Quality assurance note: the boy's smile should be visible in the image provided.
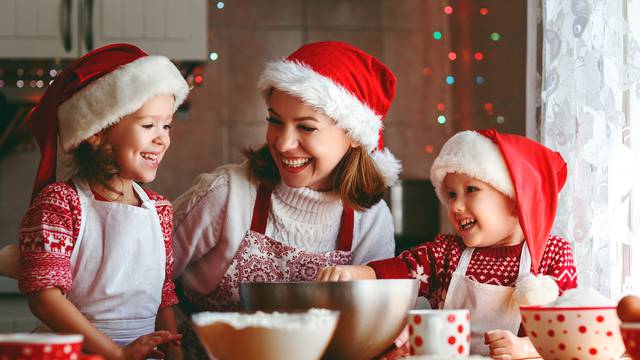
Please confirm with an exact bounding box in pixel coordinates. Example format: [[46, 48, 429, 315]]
[[444, 172, 524, 248]]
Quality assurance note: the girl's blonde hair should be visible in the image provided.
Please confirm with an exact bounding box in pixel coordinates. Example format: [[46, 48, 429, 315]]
[[242, 144, 386, 211]]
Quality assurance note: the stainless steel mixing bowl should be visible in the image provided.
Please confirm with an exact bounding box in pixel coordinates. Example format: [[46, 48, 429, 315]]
[[239, 279, 419, 360]]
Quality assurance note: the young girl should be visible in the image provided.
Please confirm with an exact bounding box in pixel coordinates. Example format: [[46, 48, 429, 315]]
[[317, 129, 579, 358], [171, 41, 401, 358], [18, 43, 189, 360]]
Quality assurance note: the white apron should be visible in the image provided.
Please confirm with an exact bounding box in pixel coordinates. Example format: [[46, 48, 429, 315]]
[[67, 177, 165, 346], [443, 242, 531, 355]]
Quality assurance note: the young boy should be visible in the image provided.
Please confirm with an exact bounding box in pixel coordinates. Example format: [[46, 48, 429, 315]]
[[316, 129, 578, 358]]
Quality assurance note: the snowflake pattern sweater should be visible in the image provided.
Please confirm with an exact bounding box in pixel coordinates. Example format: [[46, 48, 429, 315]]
[[18, 182, 178, 308], [369, 233, 577, 310]]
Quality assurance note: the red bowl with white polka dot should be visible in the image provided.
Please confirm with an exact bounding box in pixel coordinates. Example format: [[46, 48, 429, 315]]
[[620, 323, 640, 360], [0, 333, 83, 360], [520, 305, 624, 360]]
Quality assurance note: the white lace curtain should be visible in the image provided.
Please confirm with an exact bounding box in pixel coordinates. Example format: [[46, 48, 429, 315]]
[[541, 0, 640, 299]]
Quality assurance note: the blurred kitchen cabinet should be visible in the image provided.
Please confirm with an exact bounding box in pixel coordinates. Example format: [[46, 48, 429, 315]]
[[0, 0, 206, 60], [0, 0, 79, 58], [91, 0, 206, 60]]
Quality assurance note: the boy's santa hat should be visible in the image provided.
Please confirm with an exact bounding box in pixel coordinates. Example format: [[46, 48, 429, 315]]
[[431, 129, 568, 304], [25, 43, 189, 199], [258, 41, 401, 186]]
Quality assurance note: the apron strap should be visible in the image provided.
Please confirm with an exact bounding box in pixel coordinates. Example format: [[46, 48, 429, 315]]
[[454, 247, 475, 276], [250, 184, 272, 233], [249, 183, 355, 251], [336, 207, 354, 251], [518, 241, 531, 275]]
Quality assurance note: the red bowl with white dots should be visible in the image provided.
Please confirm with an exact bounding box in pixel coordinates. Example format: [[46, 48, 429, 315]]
[[0, 333, 84, 360], [621, 323, 640, 360], [520, 306, 624, 360]]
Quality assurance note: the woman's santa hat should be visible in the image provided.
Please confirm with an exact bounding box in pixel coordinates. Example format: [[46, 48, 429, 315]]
[[25, 43, 189, 199], [258, 41, 401, 186], [431, 129, 568, 305]]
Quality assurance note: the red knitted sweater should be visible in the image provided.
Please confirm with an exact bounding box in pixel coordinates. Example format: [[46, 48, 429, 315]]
[[370, 233, 577, 310]]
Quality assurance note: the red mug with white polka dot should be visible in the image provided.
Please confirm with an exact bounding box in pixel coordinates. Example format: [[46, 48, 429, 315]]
[[407, 309, 470, 357], [0, 333, 83, 360]]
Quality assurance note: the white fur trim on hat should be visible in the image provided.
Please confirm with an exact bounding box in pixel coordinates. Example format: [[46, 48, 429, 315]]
[[371, 148, 402, 186], [258, 60, 382, 153], [58, 55, 189, 153], [430, 130, 515, 206]]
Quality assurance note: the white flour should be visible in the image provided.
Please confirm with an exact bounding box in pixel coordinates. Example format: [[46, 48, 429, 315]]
[[549, 287, 615, 307], [191, 308, 338, 330]]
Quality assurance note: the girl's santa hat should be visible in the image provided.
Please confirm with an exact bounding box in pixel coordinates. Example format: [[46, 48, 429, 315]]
[[25, 43, 190, 199], [430, 129, 568, 305], [258, 41, 401, 186]]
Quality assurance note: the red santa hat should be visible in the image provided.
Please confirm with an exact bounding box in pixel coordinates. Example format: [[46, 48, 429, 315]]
[[258, 41, 401, 186], [430, 129, 568, 276], [25, 43, 189, 199]]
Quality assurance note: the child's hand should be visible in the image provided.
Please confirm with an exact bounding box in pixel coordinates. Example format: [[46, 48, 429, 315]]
[[121, 331, 182, 360], [158, 339, 183, 360], [315, 265, 376, 281], [484, 330, 540, 360]]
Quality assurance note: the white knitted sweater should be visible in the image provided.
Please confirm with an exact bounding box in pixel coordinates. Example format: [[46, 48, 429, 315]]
[[172, 163, 395, 294]]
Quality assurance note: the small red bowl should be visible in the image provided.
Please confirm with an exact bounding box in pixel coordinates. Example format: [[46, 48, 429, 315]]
[[0, 333, 83, 360], [621, 323, 640, 360]]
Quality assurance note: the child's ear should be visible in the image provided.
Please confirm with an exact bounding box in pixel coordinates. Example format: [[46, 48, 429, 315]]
[[349, 139, 360, 148], [85, 133, 103, 148]]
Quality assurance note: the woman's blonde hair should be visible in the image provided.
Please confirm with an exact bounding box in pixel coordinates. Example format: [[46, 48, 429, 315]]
[[242, 144, 386, 211]]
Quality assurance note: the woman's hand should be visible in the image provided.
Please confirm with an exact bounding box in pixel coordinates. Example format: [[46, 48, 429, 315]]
[[121, 331, 182, 360], [484, 330, 540, 360], [315, 265, 377, 281]]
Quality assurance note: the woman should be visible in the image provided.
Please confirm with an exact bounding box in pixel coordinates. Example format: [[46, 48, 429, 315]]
[[172, 41, 401, 357]]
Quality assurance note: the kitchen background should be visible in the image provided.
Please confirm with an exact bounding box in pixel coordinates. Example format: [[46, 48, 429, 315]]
[[0, 0, 529, 331]]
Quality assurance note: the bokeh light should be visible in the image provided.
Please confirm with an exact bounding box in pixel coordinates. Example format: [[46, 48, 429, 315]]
[[424, 144, 434, 154], [448, 52, 457, 61], [433, 31, 443, 40], [437, 115, 447, 124], [446, 75, 455, 85]]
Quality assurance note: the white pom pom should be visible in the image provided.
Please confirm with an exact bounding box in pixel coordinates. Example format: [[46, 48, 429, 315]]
[[370, 148, 402, 187], [512, 273, 559, 306]]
